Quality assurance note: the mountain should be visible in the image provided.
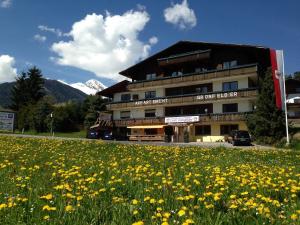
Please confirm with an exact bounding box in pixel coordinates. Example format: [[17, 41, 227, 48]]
[[0, 79, 87, 108], [60, 79, 106, 95]]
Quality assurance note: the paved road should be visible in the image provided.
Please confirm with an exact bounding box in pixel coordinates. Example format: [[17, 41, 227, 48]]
[[0, 133, 276, 150]]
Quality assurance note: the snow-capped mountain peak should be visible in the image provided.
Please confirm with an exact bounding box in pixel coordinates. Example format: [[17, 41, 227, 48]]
[[85, 79, 107, 91], [59, 79, 107, 95]]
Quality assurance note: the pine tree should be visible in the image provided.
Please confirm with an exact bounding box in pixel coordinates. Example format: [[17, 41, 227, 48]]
[[246, 69, 286, 144], [27, 66, 45, 104], [10, 72, 28, 110], [10, 67, 45, 110]]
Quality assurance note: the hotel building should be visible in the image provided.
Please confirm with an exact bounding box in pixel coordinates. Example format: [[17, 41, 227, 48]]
[[98, 41, 273, 142]]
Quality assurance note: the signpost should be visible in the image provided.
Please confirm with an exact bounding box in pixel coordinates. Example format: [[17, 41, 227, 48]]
[[0, 111, 15, 132]]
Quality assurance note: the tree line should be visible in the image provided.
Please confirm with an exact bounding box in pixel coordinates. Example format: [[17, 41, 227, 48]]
[[10, 66, 106, 133]]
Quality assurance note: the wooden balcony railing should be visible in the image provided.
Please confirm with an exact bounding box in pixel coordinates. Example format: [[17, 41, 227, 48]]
[[113, 113, 250, 127], [106, 88, 258, 110], [128, 64, 258, 90]]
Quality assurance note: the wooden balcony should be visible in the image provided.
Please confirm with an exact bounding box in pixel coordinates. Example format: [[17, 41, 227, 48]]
[[157, 50, 211, 67], [128, 64, 258, 90], [106, 88, 258, 110], [113, 113, 250, 127], [114, 117, 165, 127]]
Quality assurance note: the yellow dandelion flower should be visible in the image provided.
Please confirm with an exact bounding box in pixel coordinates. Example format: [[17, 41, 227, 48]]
[[132, 199, 138, 205], [291, 214, 298, 220], [65, 205, 74, 212], [178, 209, 185, 217], [132, 221, 144, 225], [43, 215, 50, 220], [40, 194, 53, 200]]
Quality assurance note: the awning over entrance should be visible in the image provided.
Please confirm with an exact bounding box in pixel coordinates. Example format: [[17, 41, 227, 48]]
[[127, 125, 166, 129]]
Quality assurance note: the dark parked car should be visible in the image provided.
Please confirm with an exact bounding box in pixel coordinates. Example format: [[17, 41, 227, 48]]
[[227, 130, 251, 146], [102, 130, 114, 140], [86, 128, 101, 139]]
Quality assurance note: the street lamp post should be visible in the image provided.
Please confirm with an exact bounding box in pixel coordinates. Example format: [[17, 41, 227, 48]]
[[50, 112, 54, 137]]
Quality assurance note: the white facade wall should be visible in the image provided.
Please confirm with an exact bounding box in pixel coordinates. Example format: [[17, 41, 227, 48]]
[[112, 76, 253, 120], [113, 108, 164, 120], [213, 77, 248, 92], [213, 100, 253, 114], [113, 87, 165, 102]]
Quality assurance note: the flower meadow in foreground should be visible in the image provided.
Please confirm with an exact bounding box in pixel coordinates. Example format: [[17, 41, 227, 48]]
[[0, 136, 299, 224]]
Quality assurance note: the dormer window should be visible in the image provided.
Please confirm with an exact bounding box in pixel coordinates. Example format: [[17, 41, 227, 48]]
[[146, 73, 156, 80], [121, 94, 131, 101], [171, 71, 183, 77], [223, 60, 237, 69]]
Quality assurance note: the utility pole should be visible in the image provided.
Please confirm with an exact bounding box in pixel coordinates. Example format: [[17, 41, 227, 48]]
[[50, 112, 54, 137], [281, 51, 289, 144]]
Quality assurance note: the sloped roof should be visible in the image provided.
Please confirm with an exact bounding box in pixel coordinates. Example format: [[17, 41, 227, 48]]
[[97, 80, 130, 98], [119, 40, 269, 79]]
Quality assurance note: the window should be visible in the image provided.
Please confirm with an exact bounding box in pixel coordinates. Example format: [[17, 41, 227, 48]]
[[222, 81, 238, 91], [120, 111, 130, 119], [220, 125, 239, 135], [145, 109, 156, 118], [132, 94, 139, 100], [121, 94, 131, 101], [146, 73, 156, 80], [195, 125, 211, 135], [296, 88, 300, 93], [144, 129, 158, 135], [223, 103, 238, 113], [171, 71, 183, 77], [196, 86, 208, 93], [145, 91, 156, 99], [223, 60, 237, 69]]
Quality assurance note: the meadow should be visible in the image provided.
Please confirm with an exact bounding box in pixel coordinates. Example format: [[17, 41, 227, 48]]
[[0, 136, 299, 225]]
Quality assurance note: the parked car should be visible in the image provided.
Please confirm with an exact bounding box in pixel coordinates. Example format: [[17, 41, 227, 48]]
[[228, 130, 252, 146], [86, 128, 101, 139], [102, 130, 114, 140]]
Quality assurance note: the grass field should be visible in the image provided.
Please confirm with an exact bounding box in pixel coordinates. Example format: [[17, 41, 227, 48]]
[[0, 136, 299, 225], [0, 130, 87, 139]]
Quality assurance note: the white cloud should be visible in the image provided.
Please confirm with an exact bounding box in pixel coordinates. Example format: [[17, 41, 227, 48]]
[[38, 25, 68, 37], [164, 0, 197, 30], [149, 36, 158, 45], [34, 34, 47, 42], [0, 55, 17, 83], [0, 0, 12, 8], [51, 10, 156, 82]]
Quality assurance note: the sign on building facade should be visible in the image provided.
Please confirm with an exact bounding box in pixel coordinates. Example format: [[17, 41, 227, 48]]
[[0, 112, 15, 132]]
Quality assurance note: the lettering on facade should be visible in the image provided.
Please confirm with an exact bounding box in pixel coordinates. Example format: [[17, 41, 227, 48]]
[[135, 98, 168, 106], [196, 92, 238, 100], [165, 116, 199, 124]]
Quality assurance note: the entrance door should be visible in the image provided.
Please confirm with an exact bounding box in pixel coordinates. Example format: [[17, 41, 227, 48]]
[[178, 127, 185, 142]]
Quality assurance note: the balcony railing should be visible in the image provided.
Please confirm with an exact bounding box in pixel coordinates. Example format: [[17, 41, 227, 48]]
[[106, 88, 258, 110], [128, 64, 258, 90], [157, 50, 211, 67], [113, 112, 251, 127]]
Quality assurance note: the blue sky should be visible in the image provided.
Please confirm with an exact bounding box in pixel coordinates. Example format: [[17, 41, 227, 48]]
[[0, 0, 299, 87]]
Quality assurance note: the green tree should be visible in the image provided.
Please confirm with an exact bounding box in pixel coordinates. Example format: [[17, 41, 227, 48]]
[[293, 71, 300, 80], [246, 69, 286, 144], [83, 95, 106, 128], [10, 66, 45, 110], [10, 72, 28, 110], [27, 66, 45, 104]]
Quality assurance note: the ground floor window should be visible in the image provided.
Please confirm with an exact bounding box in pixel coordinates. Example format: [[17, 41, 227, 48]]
[[144, 128, 158, 135], [222, 103, 238, 113], [120, 111, 130, 119], [195, 125, 211, 135], [220, 124, 239, 135], [145, 109, 156, 118]]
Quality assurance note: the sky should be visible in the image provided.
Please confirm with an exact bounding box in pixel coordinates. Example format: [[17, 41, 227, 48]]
[[0, 0, 299, 87]]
